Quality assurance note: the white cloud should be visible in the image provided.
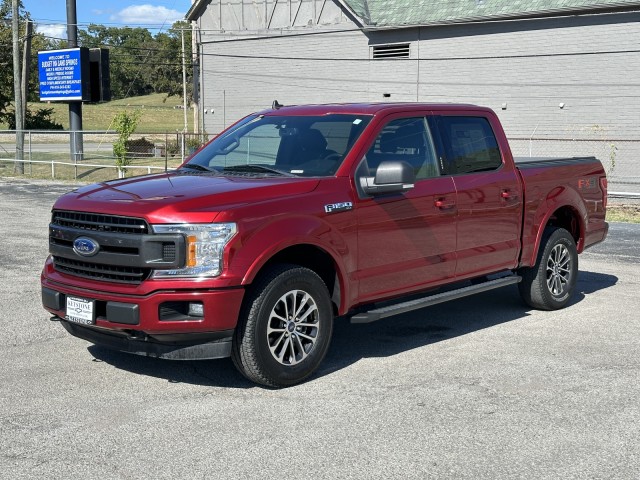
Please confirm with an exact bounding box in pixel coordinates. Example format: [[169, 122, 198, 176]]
[[36, 23, 67, 40], [110, 4, 185, 25]]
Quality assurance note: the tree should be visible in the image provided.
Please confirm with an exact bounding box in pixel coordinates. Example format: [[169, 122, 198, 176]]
[[1, 5, 194, 128], [152, 22, 192, 99], [77, 21, 192, 101], [77, 23, 192, 101], [112, 110, 141, 177], [0, 0, 27, 126], [0, 0, 59, 125], [27, 29, 57, 102], [79, 24, 156, 98]]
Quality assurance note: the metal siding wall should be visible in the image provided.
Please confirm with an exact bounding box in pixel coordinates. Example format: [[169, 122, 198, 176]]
[[196, 5, 640, 186], [201, 29, 370, 133], [413, 13, 640, 185], [198, 0, 368, 133], [414, 13, 640, 140], [367, 29, 419, 102]]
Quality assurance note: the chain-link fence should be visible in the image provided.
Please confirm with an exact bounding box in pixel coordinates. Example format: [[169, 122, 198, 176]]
[[2, 130, 639, 193], [0, 130, 210, 182]]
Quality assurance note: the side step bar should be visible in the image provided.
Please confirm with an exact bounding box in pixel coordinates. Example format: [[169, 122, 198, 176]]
[[350, 276, 521, 324]]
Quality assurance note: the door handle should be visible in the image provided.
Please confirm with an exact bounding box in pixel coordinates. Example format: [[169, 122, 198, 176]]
[[435, 198, 455, 209], [501, 189, 517, 200]]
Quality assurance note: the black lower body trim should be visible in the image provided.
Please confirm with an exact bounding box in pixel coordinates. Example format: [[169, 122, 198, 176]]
[[58, 318, 233, 360]]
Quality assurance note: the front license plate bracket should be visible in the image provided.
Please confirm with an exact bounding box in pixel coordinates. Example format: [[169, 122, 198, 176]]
[[66, 296, 95, 325]]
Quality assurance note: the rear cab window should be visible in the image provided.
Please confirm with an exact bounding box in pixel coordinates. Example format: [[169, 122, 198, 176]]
[[436, 116, 502, 174]]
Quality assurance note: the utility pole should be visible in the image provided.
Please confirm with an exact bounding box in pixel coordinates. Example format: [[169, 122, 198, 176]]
[[181, 28, 188, 131], [21, 20, 33, 124], [181, 28, 188, 160], [12, 0, 24, 174], [191, 22, 200, 136], [67, 0, 83, 170]]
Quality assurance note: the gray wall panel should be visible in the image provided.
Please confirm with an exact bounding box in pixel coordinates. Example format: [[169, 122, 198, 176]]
[[415, 13, 640, 140], [200, 29, 370, 133], [194, 3, 640, 186]]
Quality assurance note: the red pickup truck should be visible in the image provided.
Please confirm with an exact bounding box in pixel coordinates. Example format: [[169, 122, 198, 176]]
[[42, 103, 608, 387]]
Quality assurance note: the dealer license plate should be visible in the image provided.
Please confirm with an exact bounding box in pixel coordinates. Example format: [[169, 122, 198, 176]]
[[66, 296, 95, 325]]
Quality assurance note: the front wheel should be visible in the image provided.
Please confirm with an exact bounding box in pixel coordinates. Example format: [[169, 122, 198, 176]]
[[232, 265, 334, 387], [518, 227, 578, 310]]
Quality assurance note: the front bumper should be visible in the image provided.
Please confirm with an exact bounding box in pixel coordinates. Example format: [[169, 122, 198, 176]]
[[41, 268, 245, 360], [53, 317, 234, 360]]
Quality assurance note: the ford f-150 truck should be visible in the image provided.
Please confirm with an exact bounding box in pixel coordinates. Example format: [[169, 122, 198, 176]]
[[42, 103, 608, 387]]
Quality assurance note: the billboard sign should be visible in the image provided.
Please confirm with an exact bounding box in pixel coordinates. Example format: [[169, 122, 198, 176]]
[[38, 48, 91, 102]]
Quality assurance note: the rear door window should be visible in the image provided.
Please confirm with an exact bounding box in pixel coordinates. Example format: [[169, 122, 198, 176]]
[[437, 116, 502, 174]]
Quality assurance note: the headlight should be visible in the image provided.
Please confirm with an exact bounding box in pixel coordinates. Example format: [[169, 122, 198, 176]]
[[151, 223, 237, 279]]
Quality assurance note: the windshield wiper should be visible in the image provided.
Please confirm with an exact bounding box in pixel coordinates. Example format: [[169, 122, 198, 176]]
[[223, 164, 295, 177], [180, 163, 217, 173]]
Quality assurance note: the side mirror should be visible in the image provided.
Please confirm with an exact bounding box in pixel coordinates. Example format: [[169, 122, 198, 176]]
[[361, 161, 415, 195]]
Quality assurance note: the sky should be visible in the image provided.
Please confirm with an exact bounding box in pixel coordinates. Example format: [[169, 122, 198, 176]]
[[22, 1, 193, 40]]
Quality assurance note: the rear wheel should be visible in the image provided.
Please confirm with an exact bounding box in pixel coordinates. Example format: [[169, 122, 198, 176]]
[[518, 227, 578, 310], [232, 264, 334, 387]]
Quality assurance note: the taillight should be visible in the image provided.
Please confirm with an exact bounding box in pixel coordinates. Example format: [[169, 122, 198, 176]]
[[600, 177, 608, 209]]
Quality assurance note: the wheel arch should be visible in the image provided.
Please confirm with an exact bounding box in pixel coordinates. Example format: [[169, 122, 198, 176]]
[[523, 192, 586, 267], [242, 241, 349, 316]]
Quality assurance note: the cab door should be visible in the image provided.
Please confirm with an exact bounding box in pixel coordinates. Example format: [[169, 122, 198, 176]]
[[354, 113, 457, 304], [433, 112, 522, 278]]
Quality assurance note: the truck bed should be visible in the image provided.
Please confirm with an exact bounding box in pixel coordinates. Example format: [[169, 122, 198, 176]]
[[514, 154, 607, 266], [514, 156, 601, 168]]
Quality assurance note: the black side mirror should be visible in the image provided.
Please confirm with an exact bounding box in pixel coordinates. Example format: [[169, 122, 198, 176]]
[[361, 161, 415, 195]]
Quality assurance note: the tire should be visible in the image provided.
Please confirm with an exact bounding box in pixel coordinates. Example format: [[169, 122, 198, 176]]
[[518, 227, 578, 310], [231, 264, 334, 387]]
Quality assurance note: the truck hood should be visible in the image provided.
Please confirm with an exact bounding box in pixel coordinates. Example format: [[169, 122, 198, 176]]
[[53, 172, 321, 223]]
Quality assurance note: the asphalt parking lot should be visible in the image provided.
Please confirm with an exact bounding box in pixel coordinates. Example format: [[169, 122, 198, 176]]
[[1, 178, 638, 479]]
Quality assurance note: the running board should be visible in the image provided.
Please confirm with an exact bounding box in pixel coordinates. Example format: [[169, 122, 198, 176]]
[[350, 276, 522, 324]]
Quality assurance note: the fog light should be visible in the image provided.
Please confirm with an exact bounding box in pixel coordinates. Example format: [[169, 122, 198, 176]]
[[188, 302, 204, 317]]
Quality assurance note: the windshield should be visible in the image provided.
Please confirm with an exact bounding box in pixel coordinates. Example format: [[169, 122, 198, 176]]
[[183, 114, 372, 177]]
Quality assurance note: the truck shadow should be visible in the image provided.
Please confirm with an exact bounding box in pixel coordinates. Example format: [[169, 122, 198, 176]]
[[88, 269, 617, 388]]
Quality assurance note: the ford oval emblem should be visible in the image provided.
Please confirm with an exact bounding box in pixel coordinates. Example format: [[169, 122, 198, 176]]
[[73, 237, 100, 257]]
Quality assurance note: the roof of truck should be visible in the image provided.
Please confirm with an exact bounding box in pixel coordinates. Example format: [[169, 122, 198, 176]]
[[256, 102, 493, 116]]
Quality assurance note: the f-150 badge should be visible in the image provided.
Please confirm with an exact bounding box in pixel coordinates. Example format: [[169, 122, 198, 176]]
[[325, 202, 353, 213]]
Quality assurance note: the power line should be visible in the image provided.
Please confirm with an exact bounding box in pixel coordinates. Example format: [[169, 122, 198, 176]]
[[199, 26, 364, 44], [112, 61, 184, 67], [30, 18, 189, 29], [199, 47, 640, 62], [200, 66, 640, 98]]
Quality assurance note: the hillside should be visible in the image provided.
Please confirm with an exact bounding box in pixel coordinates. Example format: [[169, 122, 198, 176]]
[[23, 93, 195, 133]]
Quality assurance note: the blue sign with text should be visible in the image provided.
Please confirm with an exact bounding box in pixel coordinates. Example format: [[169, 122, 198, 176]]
[[38, 48, 89, 101]]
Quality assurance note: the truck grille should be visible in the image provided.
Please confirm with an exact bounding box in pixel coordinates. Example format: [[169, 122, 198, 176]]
[[52, 210, 149, 235], [53, 256, 150, 284], [49, 210, 169, 284]]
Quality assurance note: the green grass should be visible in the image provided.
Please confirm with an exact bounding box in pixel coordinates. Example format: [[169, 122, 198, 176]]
[[22, 93, 195, 133], [607, 205, 640, 223], [0, 151, 183, 183], [1, 93, 204, 182]]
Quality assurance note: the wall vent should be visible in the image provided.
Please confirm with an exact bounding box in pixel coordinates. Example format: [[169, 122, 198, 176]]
[[372, 43, 410, 59]]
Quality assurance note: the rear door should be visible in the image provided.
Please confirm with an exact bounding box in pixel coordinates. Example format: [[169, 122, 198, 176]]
[[433, 112, 522, 278], [354, 112, 457, 303]]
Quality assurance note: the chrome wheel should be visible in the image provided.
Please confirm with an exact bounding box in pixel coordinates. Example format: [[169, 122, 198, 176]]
[[266, 290, 320, 366], [546, 243, 572, 296], [519, 227, 577, 311]]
